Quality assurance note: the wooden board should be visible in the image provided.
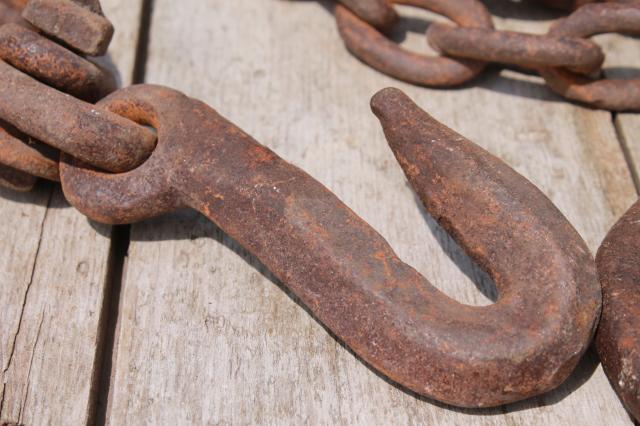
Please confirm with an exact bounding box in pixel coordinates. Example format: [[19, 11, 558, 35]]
[[102, 0, 639, 424], [600, 32, 640, 191], [0, 1, 143, 424], [617, 113, 640, 189]]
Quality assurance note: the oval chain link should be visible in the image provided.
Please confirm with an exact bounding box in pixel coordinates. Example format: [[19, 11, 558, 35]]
[[335, 0, 640, 110], [0, 0, 155, 191]]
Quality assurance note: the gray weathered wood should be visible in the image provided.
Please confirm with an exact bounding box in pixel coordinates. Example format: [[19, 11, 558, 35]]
[[0, 1, 142, 424], [599, 32, 640, 190], [103, 1, 638, 424], [617, 114, 640, 188]]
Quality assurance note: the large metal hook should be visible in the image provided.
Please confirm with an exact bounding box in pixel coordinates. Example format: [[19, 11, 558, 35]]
[[59, 85, 601, 407]]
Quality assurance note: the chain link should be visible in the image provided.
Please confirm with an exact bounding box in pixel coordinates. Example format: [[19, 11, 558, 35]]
[[337, 0, 396, 29], [539, 3, 640, 110], [0, 0, 155, 191], [0, 22, 115, 100], [0, 0, 637, 191], [23, 0, 114, 56], [426, 23, 604, 73], [335, 0, 640, 111], [336, 0, 494, 86]]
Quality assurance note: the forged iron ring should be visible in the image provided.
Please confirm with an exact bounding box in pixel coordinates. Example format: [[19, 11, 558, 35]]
[[0, 22, 115, 101], [0, 0, 155, 188], [22, 0, 114, 56], [539, 3, 640, 111], [0, 60, 156, 174], [0, 0, 117, 187], [335, 0, 494, 86], [337, 0, 397, 29], [426, 23, 605, 73]]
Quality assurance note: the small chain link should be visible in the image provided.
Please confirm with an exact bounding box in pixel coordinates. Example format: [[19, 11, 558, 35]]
[[336, 0, 494, 87], [0, 0, 155, 191], [23, 0, 114, 56], [335, 0, 640, 111]]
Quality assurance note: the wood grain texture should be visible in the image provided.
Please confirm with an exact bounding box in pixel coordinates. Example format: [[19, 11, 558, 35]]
[[618, 114, 640, 189], [106, 1, 638, 424], [617, 113, 640, 189], [599, 32, 640, 191], [0, 1, 142, 424]]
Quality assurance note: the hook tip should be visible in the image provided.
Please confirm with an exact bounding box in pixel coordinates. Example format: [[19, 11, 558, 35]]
[[370, 87, 407, 119]]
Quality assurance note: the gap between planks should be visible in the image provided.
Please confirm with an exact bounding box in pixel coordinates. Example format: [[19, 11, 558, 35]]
[[87, 1, 155, 425], [614, 116, 640, 193]]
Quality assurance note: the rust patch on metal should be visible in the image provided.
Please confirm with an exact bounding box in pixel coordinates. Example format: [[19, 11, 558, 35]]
[[426, 23, 604, 73], [22, 0, 114, 56], [539, 0, 596, 10], [0, 119, 59, 181], [596, 199, 640, 421], [0, 0, 117, 189], [539, 3, 640, 111], [60, 85, 601, 407], [338, 0, 398, 30], [337, 0, 397, 29], [0, 0, 30, 27], [0, 23, 115, 100], [0, 60, 155, 173], [335, 0, 493, 86], [540, 0, 640, 10]]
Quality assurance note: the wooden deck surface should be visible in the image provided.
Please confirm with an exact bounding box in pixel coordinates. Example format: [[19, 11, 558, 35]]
[[1, 0, 639, 424]]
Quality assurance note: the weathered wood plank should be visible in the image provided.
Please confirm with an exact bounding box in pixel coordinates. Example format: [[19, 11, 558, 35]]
[[599, 32, 640, 190], [618, 114, 640, 189], [617, 114, 640, 189], [0, 1, 143, 424], [107, 1, 638, 424]]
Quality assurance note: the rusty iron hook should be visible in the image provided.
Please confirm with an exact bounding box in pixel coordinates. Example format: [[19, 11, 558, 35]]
[[596, 199, 640, 421], [59, 85, 601, 408]]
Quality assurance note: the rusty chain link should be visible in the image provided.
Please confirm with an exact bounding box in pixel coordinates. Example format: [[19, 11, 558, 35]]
[[0, 0, 638, 417], [336, 0, 640, 111], [337, 0, 397, 29], [0, 0, 637, 191], [0, 0, 28, 26], [336, 0, 494, 87], [539, 3, 640, 110], [0, 0, 155, 191], [22, 0, 114, 56]]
